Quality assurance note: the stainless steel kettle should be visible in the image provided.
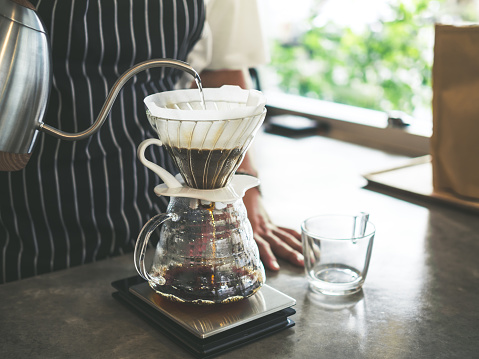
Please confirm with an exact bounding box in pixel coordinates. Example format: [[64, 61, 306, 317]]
[[0, 0, 199, 171]]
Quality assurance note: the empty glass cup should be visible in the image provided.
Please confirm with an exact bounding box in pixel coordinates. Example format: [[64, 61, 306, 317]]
[[302, 213, 375, 296]]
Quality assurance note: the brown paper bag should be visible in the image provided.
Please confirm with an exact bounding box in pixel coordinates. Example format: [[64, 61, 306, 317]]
[[431, 24, 479, 201]]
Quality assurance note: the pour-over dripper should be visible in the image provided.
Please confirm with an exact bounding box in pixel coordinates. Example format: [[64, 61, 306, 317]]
[[144, 86, 266, 189]]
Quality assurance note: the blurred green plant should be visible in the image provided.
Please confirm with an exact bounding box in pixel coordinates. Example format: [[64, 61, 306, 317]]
[[270, 0, 451, 118]]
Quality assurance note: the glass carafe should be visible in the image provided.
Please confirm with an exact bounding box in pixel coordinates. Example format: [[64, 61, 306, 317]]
[[134, 195, 265, 304]]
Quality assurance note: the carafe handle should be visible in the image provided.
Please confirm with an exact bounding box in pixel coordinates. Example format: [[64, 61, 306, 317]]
[[137, 138, 183, 188], [134, 212, 179, 284]]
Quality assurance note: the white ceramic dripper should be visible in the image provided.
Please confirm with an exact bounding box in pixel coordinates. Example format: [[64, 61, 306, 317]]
[[138, 85, 267, 202]]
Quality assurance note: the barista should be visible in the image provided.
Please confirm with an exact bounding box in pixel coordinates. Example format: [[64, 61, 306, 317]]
[[186, 0, 304, 272], [0, 0, 303, 283]]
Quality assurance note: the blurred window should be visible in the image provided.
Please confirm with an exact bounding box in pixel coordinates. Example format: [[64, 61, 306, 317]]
[[261, 0, 479, 127]]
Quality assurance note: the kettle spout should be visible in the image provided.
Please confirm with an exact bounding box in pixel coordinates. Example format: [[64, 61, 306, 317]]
[[39, 59, 200, 141]]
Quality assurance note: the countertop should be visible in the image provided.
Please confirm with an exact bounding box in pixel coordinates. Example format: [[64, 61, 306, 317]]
[[1, 131, 479, 359]]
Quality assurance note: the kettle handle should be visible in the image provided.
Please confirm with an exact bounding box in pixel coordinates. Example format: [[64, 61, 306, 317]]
[[137, 138, 183, 188], [134, 212, 179, 284]]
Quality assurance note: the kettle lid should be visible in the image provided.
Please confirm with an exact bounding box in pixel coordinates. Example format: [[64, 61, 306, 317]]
[[0, 0, 46, 33]]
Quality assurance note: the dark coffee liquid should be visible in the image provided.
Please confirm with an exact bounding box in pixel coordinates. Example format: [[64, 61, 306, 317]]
[[164, 145, 244, 189], [152, 264, 262, 303]]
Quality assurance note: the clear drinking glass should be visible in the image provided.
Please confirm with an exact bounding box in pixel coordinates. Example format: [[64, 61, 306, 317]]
[[302, 214, 375, 296]]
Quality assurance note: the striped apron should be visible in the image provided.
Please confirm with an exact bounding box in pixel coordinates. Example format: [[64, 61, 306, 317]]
[[0, 0, 205, 283]]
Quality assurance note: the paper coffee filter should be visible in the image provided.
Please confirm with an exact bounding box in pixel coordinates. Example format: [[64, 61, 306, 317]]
[[145, 85, 267, 149], [144, 85, 266, 120]]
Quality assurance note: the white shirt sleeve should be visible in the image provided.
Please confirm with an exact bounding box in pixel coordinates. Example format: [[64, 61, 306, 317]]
[[185, 0, 269, 73]]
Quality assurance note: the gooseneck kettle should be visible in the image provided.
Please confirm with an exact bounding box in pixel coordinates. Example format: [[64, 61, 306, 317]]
[[0, 0, 199, 171]]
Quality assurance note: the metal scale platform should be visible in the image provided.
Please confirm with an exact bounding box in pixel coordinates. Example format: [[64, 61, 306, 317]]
[[112, 276, 296, 358]]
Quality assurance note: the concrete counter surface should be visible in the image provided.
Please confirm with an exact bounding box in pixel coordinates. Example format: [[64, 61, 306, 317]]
[[1, 132, 479, 358]]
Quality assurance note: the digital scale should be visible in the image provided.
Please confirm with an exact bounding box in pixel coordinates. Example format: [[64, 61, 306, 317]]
[[112, 276, 296, 358]]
